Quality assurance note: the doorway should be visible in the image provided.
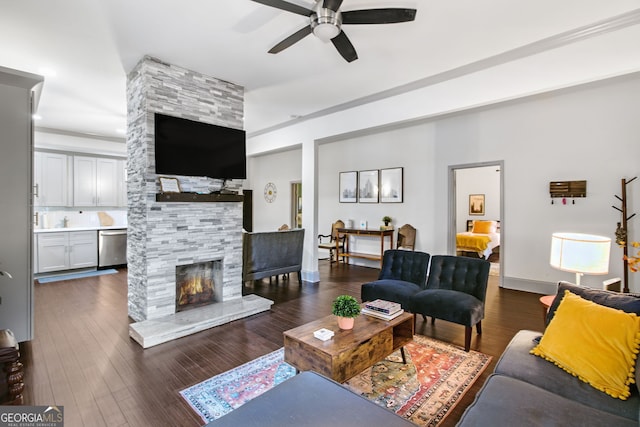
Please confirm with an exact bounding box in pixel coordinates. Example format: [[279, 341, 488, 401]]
[[290, 182, 302, 229], [448, 161, 504, 286]]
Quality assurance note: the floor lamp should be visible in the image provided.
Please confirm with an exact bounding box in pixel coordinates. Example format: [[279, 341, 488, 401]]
[[550, 232, 611, 286]]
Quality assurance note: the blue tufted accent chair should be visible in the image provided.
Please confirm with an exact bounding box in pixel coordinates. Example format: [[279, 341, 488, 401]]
[[411, 255, 490, 351], [361, 250, 430, 310]]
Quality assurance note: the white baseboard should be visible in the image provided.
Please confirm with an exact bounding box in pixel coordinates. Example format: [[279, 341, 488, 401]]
[[302, 269, 320, 283], [501, 276, 558, 295]]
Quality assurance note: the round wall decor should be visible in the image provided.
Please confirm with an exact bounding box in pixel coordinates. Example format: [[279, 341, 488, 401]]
[[264, 182, 277, 203]]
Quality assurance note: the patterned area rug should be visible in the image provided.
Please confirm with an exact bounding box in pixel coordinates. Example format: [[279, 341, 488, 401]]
[[180, 335, 491, 426], [180, 348, 296, 422], [344, 335, 491, 426]]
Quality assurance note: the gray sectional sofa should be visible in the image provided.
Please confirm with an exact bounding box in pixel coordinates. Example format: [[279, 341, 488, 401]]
[[457, 281, 640, 426], [242, 228, 304, 284]]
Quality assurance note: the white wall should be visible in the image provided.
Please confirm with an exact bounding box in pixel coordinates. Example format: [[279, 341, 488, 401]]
[[247, 148, 302, 232], [317, 125, 436, 265], [456, 166, 501, 232], [251, 74, 640, 293]]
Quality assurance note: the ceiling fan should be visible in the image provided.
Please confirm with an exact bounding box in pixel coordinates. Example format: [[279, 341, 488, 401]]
[[250, 0, 417, 62]]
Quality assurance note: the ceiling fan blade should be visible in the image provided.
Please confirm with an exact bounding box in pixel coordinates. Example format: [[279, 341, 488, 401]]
[[342, 8, 417, 25], [250, 0, 312, 16], [322, 0, 344, 12], [268, 26, 313, 54], [331, 31, 358, 63]]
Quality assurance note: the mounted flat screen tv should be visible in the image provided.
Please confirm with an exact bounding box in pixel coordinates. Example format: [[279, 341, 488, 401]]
[[154, 113, 246, 179]]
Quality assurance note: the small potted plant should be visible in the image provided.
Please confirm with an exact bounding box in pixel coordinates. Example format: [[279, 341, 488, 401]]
[[382, 216, 392, 227], [332, 295, 361, 330]]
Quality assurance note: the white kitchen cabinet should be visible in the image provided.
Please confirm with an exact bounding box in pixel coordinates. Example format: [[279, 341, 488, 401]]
[[34, 151, 69, 207], [96, 157, 119, 206], [37, 231, 97, 273], [73, 156, 119, 206]]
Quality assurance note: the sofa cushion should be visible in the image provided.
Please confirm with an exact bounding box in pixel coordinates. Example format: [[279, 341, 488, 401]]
[[494, 330, 639, 421], [531, 291, 640, 400], [546, 281, 640, 324], [361, 280, 422, 311], [456, 373, 637, 427], [378, 250, 430, 287], [410, 289, 484, 326]]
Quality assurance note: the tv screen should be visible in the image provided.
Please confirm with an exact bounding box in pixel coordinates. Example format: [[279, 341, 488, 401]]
[[154, 113, 246, 179]]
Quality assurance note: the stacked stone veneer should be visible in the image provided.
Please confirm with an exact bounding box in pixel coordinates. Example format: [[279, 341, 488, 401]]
[[126, 56, 244, 322]]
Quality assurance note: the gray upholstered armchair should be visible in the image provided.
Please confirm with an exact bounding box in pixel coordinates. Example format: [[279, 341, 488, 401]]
[[410, 255, 490, 351], [361, 249, 430, 310]]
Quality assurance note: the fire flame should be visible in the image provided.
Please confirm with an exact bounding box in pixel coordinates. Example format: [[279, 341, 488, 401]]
[[177, 275, 214, 307]]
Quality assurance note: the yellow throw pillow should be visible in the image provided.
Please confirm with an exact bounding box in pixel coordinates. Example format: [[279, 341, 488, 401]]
[[471, 221, 493, 234], [531, 290, 640, 399]]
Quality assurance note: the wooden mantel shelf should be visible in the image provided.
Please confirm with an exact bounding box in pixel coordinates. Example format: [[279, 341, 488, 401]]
[[156, 193, 244, 203]]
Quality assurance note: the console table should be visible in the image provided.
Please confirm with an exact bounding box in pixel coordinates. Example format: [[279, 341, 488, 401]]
[[336, 227, 394, 268]]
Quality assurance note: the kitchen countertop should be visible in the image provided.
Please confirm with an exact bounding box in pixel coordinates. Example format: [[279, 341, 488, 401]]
[[34, 225, 127, 233]]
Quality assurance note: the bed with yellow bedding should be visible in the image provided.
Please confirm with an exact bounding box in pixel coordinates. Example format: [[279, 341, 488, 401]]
[[456, 220, 500, 259]]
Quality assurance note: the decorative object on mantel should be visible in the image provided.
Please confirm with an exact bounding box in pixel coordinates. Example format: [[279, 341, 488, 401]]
[[550, 180, 586, 204], [159, 176, 181, 193], [264, 182, 277, 203], [612, 177, 637, 292], [331, 295, 361, 330]]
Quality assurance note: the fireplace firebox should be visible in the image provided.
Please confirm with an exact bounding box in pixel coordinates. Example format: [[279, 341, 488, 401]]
[[175, 260, 220, 312]]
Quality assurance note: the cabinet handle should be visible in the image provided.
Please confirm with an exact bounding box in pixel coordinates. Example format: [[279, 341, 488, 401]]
[[0, 270, 13, 279], [34, 212, 39, 226], [33, 183, 39, 197]]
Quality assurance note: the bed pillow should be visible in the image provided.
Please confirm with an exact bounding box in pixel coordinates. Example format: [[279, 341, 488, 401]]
[[531, 290, 640, 400], [471, 220, 495, 234]]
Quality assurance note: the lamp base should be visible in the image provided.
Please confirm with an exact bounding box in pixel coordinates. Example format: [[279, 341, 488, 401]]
[[575, 272, 583, 286]]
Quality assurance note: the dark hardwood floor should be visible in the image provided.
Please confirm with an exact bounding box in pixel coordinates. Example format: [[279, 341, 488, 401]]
[[21, 262, 543, 426]]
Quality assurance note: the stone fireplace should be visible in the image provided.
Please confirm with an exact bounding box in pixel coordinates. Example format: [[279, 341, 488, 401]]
[[126, 56, 272, 348]]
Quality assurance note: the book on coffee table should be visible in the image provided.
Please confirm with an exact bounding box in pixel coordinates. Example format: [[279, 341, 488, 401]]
[[364, 299, 402, 315], [361, 307, 405, 321]]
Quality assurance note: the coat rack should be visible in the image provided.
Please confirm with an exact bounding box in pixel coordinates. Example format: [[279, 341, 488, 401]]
[[612, 177, 637, 293]]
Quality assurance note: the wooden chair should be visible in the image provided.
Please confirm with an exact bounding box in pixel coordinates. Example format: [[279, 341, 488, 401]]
[[278, 224, 290, 231], [318, 220, 346, 263], [397, 224, 416, 250]]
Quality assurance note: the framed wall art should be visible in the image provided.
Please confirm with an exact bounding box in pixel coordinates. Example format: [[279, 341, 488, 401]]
[[358, 169, 379, 203], [469, 194, 485, 215], [339, 171, 358, 203], [380, 167, 403, 203]]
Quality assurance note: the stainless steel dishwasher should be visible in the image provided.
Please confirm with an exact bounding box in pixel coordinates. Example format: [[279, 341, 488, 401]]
[[98, 229, 127, 267]]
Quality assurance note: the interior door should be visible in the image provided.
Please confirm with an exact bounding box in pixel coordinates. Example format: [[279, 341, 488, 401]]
[[291, 182, 302, 228], [449, 162, 504, 286], [0, 68, 42, 342]]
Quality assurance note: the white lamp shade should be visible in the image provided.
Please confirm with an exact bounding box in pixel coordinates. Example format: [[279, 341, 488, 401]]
[[550, 232, 611, 275]]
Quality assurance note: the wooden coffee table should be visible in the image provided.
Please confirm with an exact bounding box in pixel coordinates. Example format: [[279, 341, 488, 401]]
[[283, 311, 414, 383]]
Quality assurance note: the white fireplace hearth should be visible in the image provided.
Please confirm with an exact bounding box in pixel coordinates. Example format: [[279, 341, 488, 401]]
[[129, 295, 272, 348]]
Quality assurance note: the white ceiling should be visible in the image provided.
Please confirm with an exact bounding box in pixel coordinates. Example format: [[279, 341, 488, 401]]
[[1, 0, 640, 141]]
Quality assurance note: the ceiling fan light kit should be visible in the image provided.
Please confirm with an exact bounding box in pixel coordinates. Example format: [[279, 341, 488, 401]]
[[311, 4, 341, 42], [251, 0, 417, 62]]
